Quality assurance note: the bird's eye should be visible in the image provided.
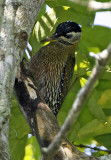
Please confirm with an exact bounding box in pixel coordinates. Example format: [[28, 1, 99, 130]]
[[65, 34, 72, 39]]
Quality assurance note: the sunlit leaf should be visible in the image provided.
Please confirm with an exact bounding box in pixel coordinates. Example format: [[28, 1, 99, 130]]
[[98, 89, 111, 109], [88, 95, 107, 123], [10, 96, 30, 159], [78, 116, 111, 140], [24, 136, 41, 160]]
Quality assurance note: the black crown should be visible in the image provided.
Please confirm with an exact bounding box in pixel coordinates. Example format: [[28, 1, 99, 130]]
[[54, 21, 81, 37]]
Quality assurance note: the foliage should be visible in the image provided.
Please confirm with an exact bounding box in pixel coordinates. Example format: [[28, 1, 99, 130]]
[[10, 0, 111, 159], [10, 95, 30, 160]]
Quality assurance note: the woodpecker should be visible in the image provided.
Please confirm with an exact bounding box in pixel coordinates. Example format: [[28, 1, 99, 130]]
[[29, 21, 82, 116]]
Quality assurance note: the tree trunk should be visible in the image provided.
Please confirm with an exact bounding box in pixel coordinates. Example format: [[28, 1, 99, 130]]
[[0, 0, 45, 159]]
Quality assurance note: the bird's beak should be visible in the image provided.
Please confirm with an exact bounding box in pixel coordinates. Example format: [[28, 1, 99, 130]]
[[41, 34, 58, 43]]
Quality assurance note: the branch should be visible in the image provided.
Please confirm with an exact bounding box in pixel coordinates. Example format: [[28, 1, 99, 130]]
[[75, 144, 111, 154], [42, 43, 111, 159], [15, 61, 98, 160]]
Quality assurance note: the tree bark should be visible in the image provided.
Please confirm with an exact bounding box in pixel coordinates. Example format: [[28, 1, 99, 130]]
[[0, 0, 45, 159]]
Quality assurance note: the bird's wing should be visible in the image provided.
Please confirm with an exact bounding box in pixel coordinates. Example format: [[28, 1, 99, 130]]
[[52, 55, 75, 115]]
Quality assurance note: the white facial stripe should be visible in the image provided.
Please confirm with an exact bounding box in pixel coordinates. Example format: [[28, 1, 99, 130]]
[[59, 32, 81, 44]]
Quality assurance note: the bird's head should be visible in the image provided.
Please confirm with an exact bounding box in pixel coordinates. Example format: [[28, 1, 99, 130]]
[[41, 21, 82, 45]]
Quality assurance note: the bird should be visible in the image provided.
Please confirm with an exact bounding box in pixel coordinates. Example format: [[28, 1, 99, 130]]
[[29, 21, 82, 116]]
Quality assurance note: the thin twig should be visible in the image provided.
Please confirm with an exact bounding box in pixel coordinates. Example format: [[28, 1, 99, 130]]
[[67, 76, 79, 94], [75, 144, 111, 154], [41, 43, 111, 159]]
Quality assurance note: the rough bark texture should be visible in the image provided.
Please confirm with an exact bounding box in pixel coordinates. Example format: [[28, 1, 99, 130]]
[[0, 0, 45, 159]]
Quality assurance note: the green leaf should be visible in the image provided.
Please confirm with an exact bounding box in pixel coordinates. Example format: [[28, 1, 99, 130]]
[[81, 26, 111, 52], [78, 116, 111, 140], [29, 7, 57, 55], [10, 96, 30, 159], [95, 133, 111, 149], [10, 97, 30, 138], [92, 150, 108, 157], [98, 89, 111, 109], [88, 95, 107, 123], [10, 133, 27, 160], [67, 103, 95, 142], [23, 136, 41, 160]]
